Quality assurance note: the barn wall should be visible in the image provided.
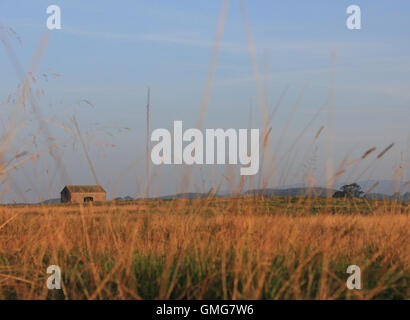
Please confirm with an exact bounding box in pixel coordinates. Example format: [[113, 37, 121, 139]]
[[69, 192, 106, 203], [61, 190, 71, 203]]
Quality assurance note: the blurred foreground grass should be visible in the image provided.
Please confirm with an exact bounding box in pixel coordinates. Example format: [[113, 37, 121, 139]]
[[0, 197, 408, 299]]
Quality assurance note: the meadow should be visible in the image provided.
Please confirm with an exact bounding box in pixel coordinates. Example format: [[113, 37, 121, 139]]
[[0, 197, 408, 300]]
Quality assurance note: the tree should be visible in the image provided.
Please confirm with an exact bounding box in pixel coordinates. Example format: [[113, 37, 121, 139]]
[[333, 183, 364, 199], [333, 190, 345, 198]]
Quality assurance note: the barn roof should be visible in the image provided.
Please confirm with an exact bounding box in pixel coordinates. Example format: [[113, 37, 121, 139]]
[[62, 185, 106, 193]]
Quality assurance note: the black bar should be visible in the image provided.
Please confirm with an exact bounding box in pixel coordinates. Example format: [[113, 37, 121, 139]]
[[1, 300, 406, 319]]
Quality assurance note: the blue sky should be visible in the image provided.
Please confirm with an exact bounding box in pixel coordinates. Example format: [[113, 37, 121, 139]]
[[0, 1, 409, 201]]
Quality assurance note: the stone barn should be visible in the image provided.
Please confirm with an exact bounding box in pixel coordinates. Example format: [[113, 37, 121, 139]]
[[60, 185, 106, 204]]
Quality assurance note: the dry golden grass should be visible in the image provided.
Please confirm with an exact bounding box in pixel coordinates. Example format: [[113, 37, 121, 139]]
[[0, 198, 408, 300]]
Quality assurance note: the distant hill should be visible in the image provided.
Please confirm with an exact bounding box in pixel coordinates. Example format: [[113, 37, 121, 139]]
[[40, 181, 410, 204], [41, 198, 60, 204], [366, 192, 410, 201], [114, 196, 134, 201], [115, 193, 212, 201], [244, 187, 336, 198], [152, 187, 339, 200], [364, 193, 391, 200], [144, 187, 337, 199], [155, 192, 210, 200], [339, 180, 409, 195]]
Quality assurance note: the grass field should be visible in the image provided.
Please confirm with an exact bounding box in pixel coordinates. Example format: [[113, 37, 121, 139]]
[[0, 197, 408, 300]]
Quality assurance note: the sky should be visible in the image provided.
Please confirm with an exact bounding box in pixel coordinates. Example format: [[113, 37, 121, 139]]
[[0, 0, 409, 202]]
